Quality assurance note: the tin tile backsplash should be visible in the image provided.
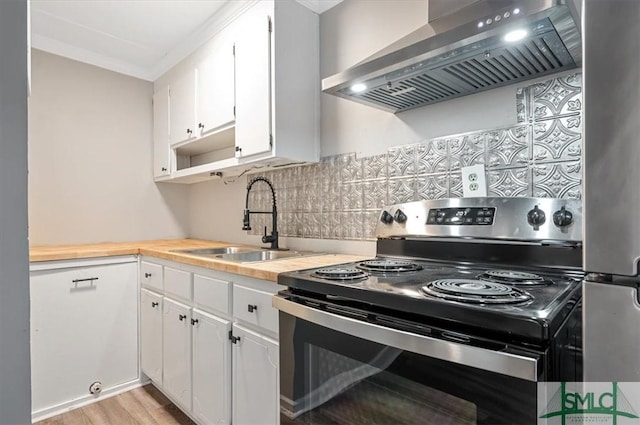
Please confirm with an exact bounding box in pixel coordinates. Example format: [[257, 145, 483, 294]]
[[248, 72, 583, 241]]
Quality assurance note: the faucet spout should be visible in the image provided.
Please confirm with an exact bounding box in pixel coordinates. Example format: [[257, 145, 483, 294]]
[[242, 176, 282, 250]]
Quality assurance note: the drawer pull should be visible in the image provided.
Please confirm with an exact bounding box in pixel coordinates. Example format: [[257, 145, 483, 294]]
[[72, 277, 98, 284], [151, 302, 159, 308], [144, 272, 152, 278], [179, 314, 187, 321], [191, 318, 199, 326], [248, 304, 258, 313]]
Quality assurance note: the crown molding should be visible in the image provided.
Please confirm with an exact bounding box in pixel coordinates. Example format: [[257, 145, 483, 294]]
[[295, 0, 343, 14], [149, 0, 259, 80], [31, 34, 155, 81]]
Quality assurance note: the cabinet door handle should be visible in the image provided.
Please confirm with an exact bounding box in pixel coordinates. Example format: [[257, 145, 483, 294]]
[[72, 277, 98, 284], [179, 314, 187, 321], [151, 302, 159, 308], [191, 318, 199, 326], [144, 272, 152, 278], [248, 304, 258, 313], [229, 331, 241, 344], [161, 167, 167, 172], [186, 128, 192, 135], [198, 123, 204, 129]]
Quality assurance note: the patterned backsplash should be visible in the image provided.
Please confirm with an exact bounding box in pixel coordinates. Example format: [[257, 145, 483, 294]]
[[247, 72, 582, 241]]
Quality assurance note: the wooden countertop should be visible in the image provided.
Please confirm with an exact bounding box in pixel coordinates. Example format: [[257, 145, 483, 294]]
[[30, 239, 369, 282]]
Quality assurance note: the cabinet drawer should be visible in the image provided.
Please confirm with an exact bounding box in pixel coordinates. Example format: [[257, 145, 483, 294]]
[[140, 261, 163, 292], [194, 274, 231, 316], [233, 284, 278, 334], [164, 267, 192, 303]]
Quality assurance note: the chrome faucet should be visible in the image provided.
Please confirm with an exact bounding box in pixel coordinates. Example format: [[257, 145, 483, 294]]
[[242, 176, 282, 250]]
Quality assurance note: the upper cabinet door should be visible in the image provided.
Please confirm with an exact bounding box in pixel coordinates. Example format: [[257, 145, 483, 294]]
[[196, 35, 236, 137], [152, 86, 170, 178], [169, 69, 197, 146], [235, 7, 272, 158]]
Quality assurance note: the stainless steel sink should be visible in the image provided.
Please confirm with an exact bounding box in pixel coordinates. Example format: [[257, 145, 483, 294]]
[[172, 246, 254, 256], [172, 246, 317, 263], [215, 250, 312, 263]]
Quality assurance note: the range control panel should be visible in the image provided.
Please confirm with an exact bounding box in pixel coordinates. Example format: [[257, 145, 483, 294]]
[[375, 198, 583, 243], [427, 207, 496, 225]]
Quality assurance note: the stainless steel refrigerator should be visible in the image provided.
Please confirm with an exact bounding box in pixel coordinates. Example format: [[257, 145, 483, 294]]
[[582, 0, 640, 381]]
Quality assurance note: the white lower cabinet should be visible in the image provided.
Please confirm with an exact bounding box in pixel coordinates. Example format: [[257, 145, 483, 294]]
[[140, 289, 163, 384], [163, 296, 192, 410], [232, 324, 279, 425], [31, 254, 283, 423], [192, 309, 231, 425], [139, 258, 281, 425], [30, 258, 138, 419]]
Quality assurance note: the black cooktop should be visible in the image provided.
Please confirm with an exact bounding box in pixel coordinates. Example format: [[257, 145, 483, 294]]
[[278, 256, 583, 343]]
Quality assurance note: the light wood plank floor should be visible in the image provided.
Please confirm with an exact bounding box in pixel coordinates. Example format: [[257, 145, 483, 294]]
[[34, 385, 196, 425]]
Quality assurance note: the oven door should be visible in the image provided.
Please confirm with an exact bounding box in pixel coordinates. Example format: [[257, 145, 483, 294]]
[[274, 294, 543, 425]]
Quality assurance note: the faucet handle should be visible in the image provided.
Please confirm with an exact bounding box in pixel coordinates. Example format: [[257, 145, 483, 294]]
[[262, 226, 275, 244]]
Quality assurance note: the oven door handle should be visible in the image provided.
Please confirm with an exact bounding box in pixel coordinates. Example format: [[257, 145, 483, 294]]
[[273, 295, 541, 382]]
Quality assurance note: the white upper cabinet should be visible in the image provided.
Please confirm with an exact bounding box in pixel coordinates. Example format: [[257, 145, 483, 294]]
[[196, 34, 236, 137], [234, 7, 271, 159], [169, 70, 197, 146], [152, 86, 170, 178], [153, 0, 319, 184]]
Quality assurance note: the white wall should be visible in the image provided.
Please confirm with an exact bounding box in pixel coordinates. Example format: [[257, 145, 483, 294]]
[[0, 0, 32, 423], [28, 50, 190, 245]]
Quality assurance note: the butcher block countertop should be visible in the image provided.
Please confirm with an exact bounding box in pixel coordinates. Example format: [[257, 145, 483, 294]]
[[30, 239, 369, 282]]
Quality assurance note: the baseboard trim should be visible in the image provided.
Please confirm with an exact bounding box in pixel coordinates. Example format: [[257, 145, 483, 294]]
[[31, 378, 146, 423]]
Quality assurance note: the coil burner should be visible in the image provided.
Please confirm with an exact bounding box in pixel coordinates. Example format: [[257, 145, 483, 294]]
[[421, 279, 532, 304], [357, 260, 423, 273], [477, 270, 552, 286], [312, 267, 368, 282]]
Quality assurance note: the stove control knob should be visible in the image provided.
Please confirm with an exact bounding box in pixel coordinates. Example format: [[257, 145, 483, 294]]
[[394, 209, 408, 224], [553, 206, 573, 228], [380, 210, 393, 224], [527, 205, 546, 230]]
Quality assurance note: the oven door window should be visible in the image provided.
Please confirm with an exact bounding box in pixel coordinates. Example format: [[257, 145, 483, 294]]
[[280, 313, 538, 425]]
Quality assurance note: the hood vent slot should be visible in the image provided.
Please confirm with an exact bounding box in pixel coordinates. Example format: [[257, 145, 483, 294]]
[[323, 0, 581, 113], [351, 28, 575, 112]]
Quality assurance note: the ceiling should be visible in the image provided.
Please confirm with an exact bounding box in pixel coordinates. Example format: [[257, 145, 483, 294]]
[[30, 0, 342, 82]]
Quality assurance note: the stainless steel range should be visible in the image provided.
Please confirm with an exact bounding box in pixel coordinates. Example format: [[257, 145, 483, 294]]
[[274, 197, 583, 425]]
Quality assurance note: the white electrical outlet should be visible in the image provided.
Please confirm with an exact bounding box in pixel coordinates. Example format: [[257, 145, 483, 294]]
[[461, 164, 487, 197]]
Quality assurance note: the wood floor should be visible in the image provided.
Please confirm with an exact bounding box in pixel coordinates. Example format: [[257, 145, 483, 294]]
[[35, 385, 195, 425]]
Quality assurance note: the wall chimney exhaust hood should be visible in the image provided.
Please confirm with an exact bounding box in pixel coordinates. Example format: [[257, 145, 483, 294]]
[[322, 0, 581, 113]]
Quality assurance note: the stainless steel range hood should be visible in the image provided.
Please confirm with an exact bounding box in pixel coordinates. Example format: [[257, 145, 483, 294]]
[[322, 0, 581, 113]]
